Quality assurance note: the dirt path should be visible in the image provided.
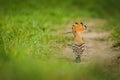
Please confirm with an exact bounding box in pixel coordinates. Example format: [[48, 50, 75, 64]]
[[60, 19, 120, 64]]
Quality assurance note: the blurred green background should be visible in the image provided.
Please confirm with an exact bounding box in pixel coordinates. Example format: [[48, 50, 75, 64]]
[[0, 0, 120, 80]]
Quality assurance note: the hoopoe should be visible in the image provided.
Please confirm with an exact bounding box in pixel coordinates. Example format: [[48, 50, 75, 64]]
[[72, 22, 87, 63]]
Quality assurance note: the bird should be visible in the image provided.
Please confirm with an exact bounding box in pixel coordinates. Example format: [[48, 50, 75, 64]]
[[72, 22, 87, 63]]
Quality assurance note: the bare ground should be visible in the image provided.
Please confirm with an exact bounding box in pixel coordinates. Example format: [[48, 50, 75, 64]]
[[59, 19, 120, 64]]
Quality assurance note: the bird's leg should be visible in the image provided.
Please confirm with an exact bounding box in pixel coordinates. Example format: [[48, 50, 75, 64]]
[[75, 55, 81, 63]]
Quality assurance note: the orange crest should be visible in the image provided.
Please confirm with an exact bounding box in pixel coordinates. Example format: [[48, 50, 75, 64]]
[[72, 22, 87, 32]]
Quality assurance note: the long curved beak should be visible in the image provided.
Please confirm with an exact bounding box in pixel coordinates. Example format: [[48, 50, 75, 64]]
[[64, 31, 72, 34]]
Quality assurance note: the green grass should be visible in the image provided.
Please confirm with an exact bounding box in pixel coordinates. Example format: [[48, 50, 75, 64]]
[[0, 0, 120, 80], [1, 60, 120, 80]]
